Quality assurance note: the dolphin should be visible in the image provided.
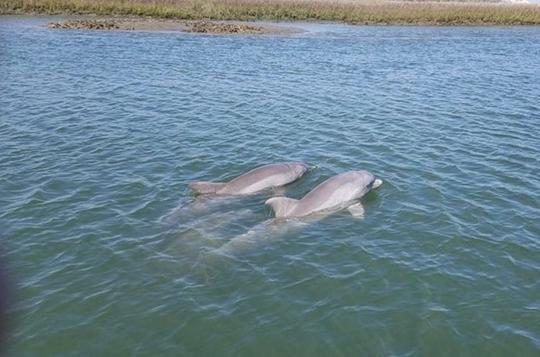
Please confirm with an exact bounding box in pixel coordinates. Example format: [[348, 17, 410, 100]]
[[265, 170, 383, 219], [188, 162, 310, 196]]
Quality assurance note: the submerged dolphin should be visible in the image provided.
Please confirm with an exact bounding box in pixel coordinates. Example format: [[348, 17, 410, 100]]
[[265, 170, 383, 219], [189, 162, 310, 196]]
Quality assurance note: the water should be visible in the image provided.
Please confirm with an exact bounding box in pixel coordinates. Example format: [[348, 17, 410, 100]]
[[1, 17, 539, 356]]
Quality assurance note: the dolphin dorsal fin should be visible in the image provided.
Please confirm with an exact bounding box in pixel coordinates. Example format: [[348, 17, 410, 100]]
[[265, 197, 299, 218]]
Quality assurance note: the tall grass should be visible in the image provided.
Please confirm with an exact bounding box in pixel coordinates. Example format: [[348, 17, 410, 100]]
[[2, 0, 540, 25]]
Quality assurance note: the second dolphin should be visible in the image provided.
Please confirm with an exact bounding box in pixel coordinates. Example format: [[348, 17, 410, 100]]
[[189, 162, 310, 196]]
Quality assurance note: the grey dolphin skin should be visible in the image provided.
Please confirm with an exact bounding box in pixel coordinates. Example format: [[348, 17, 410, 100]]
[[189, 162, 310, 196], [265, 170, 383, 219]]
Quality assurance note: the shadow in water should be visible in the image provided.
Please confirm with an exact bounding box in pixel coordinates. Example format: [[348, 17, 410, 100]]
[[158, 191, 375, 282]]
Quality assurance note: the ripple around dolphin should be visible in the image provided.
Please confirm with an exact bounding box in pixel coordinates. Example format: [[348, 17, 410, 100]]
[[1, 17, 540, 356]]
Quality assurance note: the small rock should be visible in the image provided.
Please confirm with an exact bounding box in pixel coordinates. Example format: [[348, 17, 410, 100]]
[[185, 21, 264, 34]]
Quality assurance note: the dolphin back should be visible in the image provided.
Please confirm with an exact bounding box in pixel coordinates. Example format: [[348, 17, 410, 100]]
[[189, 181, 227, 195], [265, 197, 299, 218]]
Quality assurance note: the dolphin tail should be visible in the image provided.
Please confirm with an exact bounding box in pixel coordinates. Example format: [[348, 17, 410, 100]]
[[189, 181, 226, 195], [265, 197, 299, 218]]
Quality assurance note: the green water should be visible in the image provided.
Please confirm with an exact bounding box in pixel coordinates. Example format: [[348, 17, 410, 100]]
[[1, 17, 539, 356]]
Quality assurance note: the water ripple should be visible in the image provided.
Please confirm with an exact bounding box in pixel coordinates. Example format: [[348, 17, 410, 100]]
[[1, 18, 539, 356]]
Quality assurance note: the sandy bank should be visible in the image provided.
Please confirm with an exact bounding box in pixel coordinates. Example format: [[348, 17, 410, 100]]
[[45, 17, 302, 34]]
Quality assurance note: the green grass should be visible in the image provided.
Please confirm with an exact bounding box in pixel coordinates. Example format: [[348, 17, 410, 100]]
[[2, 0, 540, 25]]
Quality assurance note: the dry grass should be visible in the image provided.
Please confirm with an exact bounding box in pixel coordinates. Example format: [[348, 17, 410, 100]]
[[2, 0, 540, 25]]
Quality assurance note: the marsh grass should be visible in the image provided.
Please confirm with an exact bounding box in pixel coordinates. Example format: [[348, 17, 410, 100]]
[[2, 0, 540, 25]]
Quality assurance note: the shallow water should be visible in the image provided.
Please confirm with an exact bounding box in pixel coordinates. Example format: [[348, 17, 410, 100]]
[[1, 17, 539, 356]]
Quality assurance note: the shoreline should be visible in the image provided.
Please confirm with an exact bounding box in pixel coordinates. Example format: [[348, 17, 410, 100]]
[[3, 14, 539, 36], [6, 15, 305, 34], [2, 0, 540, 26]]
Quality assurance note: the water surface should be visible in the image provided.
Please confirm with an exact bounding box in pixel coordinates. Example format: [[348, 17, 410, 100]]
[[1, 17, 539, 356]]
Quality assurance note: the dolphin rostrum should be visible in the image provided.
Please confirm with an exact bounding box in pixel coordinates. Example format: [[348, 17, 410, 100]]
[[265, 170, 383, 219], [189, 162, 310, 196]]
